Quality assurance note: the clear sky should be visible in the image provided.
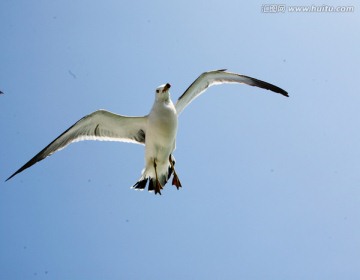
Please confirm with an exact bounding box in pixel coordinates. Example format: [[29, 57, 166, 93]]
[[1, 0, 359, 279]]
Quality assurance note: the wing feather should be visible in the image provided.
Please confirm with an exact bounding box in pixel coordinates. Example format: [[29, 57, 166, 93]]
[[175, 69, 288, 115], [6, 110, 147, 181]]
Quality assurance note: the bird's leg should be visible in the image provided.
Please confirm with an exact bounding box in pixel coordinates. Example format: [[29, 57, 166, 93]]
[[153, 159, 163, 195], [169, 155, 182, 189]]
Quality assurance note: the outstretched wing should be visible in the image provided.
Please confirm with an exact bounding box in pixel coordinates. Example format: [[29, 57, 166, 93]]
[[6, 110, 147, 181], [175, 69, 288, 115]]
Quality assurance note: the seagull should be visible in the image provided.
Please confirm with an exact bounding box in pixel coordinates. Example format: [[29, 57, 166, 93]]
[[6, 69, 288, 194]]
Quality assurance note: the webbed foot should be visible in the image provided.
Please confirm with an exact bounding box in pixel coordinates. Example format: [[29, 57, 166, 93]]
[[169, 155, 182, 189]]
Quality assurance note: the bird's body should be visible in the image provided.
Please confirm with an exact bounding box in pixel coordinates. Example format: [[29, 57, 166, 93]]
[[137, 83, 180, 193], [146, 84, 177, 165], [6, 69, 288, 194]]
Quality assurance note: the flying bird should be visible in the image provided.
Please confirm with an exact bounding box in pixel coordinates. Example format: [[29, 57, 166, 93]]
[[6, 69, 288, 194]]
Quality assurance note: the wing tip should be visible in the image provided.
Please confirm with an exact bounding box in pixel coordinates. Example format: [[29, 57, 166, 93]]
[[209, 70, 289, 97], [5, 172, 17, 182], [5, 156, 42, 182], [6, 165, 30, 181], [278, 89, 289, 97], [268, 86, 289, 97]]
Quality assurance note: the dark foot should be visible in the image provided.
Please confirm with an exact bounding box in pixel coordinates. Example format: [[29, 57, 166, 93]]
[[172, 171, 182, 189], [169, 155, 182, 189], [154, 180, 163, 195], [153, 159, 163, 195]]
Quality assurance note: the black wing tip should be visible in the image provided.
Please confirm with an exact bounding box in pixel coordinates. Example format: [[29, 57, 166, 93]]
[[5, 166, 27, 181], [277, 88, 289, 97], [267, 86, 289, 97], [248, 75, 289, 97], [5, 172, 17, 182], [211, 70, 289, 97], [5, 156, 42, 182]]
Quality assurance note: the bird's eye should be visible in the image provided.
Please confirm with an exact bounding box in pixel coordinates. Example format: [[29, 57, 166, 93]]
[[156, 90, 160, 93]]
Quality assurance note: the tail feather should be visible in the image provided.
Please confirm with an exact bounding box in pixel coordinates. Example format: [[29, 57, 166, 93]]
[[131, 155, 177, 194], [132, 177, 148, 190], [132, 173, 170, 193], [148, 178, 155, 192]]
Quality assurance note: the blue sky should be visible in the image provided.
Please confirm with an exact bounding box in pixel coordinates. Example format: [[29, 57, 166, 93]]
[[1, 0, 359, 279]]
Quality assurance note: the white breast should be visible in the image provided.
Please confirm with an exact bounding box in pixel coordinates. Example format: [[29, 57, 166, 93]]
[[145, 100, 178, 163]]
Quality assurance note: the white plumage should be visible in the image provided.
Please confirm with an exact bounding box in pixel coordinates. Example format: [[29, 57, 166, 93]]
[[6, 69, 288, 194]]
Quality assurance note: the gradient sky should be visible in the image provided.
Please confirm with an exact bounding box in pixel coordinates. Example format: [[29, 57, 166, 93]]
[[1, 1, 359, 279]]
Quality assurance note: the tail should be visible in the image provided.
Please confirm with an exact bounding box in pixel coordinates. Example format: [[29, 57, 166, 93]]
[[131, 155, 176, 195]]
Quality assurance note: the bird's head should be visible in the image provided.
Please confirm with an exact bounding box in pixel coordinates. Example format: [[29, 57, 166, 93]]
[[155, 83, 171, 102]]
